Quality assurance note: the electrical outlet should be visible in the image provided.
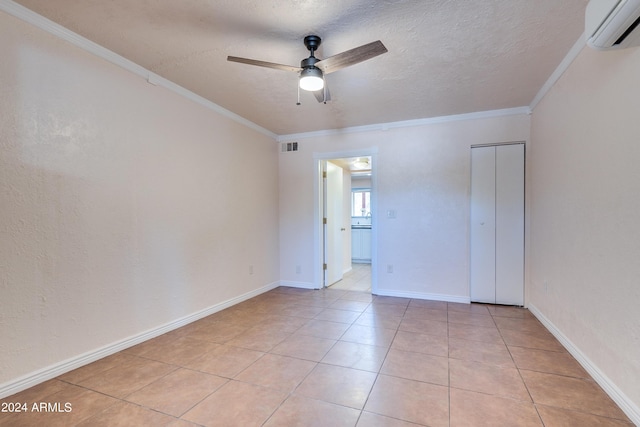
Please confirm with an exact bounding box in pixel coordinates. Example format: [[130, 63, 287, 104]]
[[544, 280, 548, 293], [249, 265, 254, 275], [387, 264, 394, 273], [296, 265, 301, 274]]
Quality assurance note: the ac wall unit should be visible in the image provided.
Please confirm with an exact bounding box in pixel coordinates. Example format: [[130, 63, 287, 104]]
[[586, 0, 640, 49]]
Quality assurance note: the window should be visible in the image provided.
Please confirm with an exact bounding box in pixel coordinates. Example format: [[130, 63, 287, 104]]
[[352, 189, 371, 217]]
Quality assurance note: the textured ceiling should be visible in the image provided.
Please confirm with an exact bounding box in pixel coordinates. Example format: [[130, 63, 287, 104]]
[[12, 0, 588, 135]]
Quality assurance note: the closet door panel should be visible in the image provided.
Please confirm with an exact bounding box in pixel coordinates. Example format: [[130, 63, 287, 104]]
[[495, 144, 524, 305], [470, 146, 496, 303]]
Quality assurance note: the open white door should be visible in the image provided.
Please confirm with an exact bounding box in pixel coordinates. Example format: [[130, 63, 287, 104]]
[[323, 161, 344, 287]]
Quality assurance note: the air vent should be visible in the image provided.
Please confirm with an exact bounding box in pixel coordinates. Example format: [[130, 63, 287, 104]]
[[281, 142, 298, 152]]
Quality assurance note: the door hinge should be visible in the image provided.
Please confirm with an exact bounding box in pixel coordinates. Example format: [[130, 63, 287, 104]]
[[322, 171, 327, 178], [323, 217, 327, 224], [323, 263, 327, 270]]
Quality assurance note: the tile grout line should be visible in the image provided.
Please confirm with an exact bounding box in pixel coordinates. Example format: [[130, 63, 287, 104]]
[[490, 308, 545, 426]]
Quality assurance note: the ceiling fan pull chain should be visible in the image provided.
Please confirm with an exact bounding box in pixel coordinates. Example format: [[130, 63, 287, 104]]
[[296, 83, 301, 106]]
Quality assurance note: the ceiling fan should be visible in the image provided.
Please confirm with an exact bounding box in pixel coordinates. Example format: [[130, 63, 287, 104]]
[[227, 35, 387, 103]]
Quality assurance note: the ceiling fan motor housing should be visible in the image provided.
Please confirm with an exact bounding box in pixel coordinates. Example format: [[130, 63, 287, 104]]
[[300, 56, 320, 69], [301, 35, 322, 72]]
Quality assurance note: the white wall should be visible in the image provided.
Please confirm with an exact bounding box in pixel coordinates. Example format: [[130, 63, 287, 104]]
[[529, 45, 640, 417], [0, 11, 279, 393], [352, 175, 372, 191], [279, 114, 530, 299]]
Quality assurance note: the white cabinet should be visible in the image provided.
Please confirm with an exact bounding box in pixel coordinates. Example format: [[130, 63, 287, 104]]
[[470, 144, 524, 305], [351, 228, 372, 262]]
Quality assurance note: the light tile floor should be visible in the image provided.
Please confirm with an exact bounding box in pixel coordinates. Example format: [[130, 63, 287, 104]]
[[330, 263, 371, 292], [0, 286, 633, 426]]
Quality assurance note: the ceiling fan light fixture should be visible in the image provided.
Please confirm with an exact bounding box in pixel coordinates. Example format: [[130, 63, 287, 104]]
[[299, 67, 324, 91]]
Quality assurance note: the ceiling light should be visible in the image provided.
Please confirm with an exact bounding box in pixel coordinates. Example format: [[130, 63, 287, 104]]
[[353, 158, 370, 169], [299, 67, 324, 91]]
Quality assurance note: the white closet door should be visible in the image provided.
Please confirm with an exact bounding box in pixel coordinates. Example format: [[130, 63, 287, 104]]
[[495, 144, 524, 305], [470, 146, 496, 303], [470, 144, 524, 305]]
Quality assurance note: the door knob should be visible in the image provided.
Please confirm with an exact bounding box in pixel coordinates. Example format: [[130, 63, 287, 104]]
[[341, 228, 346, 231]]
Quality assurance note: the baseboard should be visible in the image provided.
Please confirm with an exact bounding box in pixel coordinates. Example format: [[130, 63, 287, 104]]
[[278, 280, 317, 290], [374, 288, 470, 304], [0, 281, 280, 399], [528, 304, 640, 425]]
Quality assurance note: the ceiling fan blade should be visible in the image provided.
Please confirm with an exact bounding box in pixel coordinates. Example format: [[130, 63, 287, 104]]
[[316, 40, 387, 74], [227, 56, 301, 73], [313, 83, 331, 103]]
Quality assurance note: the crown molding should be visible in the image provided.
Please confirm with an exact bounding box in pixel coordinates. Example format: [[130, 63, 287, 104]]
[[5, 0, 573, 142], [277, 106, 531, 142], [530, 33, 586, 111], [0, 0, 277, 140]]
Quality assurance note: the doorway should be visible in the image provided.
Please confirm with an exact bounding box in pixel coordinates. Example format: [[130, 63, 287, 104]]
[[313, 149, 378, 293]]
